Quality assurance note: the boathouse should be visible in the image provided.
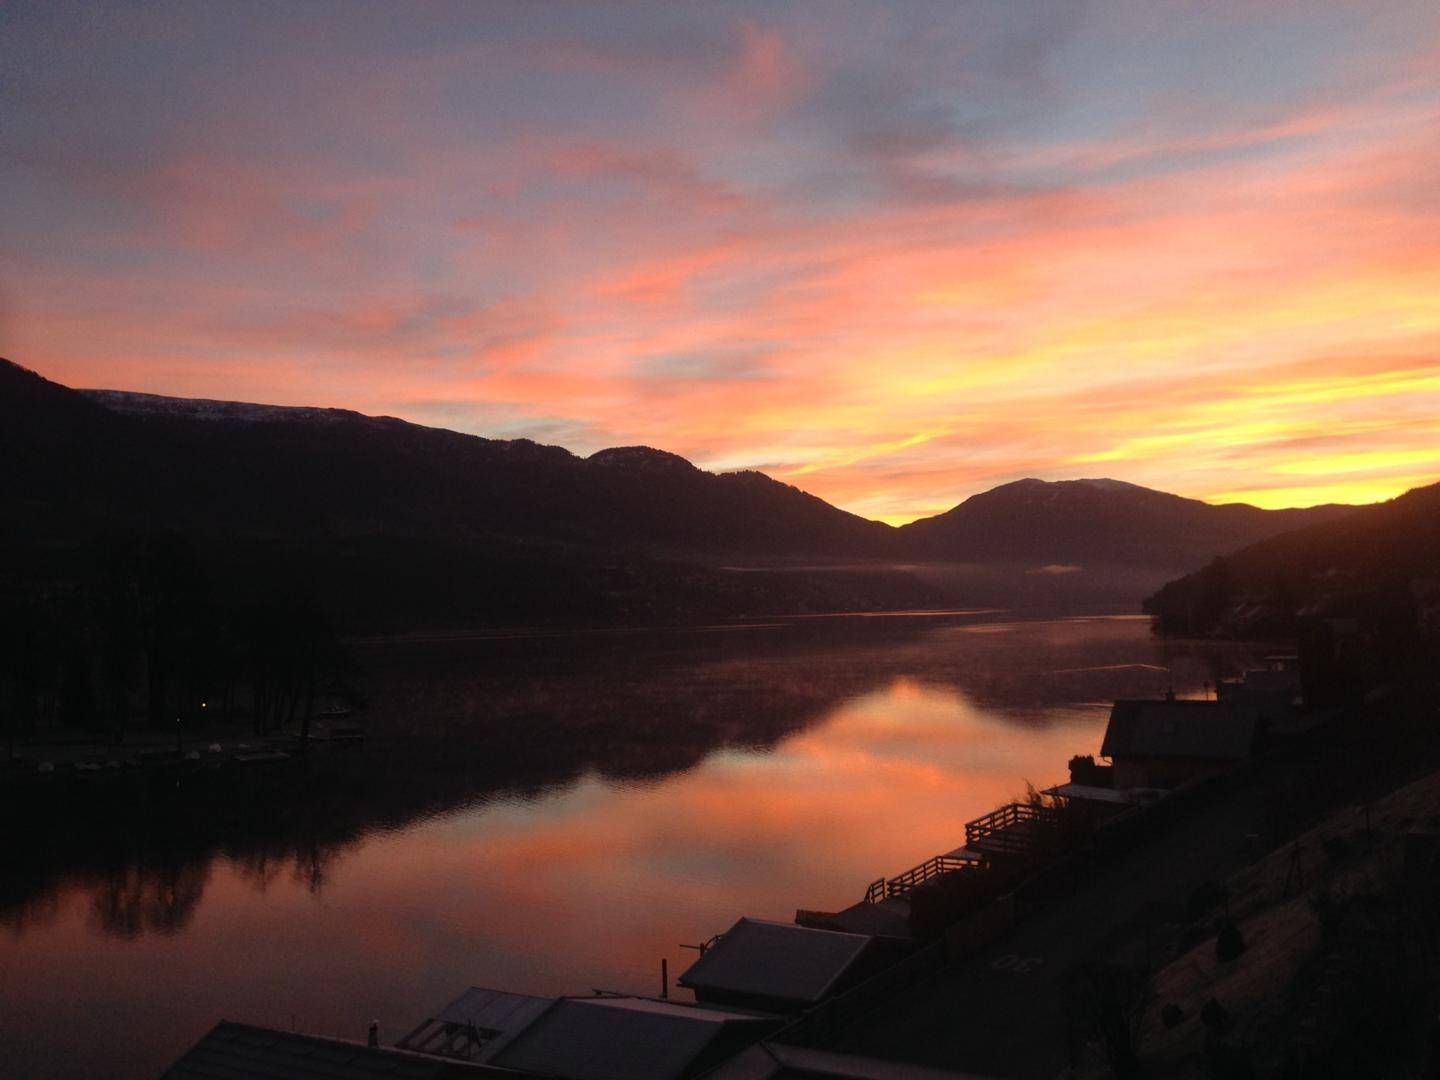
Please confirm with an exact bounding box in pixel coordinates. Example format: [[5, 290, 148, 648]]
[[677, 917, 901, 1013], [1100, 699, 1263, 790]]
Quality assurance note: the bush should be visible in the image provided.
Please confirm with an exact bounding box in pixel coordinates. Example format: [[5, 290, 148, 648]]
[[1215, 919, 1246, 962], [1200, 997, 1230, 1032]]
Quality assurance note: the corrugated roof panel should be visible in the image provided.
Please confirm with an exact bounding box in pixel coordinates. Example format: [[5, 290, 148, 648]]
[[488, 997, 748, 1080], [434, 986, 556, 1032], [677, 918, 874, 1005]]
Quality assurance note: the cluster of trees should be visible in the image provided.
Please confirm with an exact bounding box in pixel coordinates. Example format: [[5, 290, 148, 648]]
[[1144, 479, 1440, 648], [0, 531, 343, 751]]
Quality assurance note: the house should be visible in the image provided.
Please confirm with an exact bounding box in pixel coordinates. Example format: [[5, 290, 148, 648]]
[[677, 917, 904, 1013], [1216, 666, 1301, 727], [1100, 699, 1263, 790]]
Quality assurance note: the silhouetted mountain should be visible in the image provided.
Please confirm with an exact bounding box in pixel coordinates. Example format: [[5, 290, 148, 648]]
[[4, 359, 927, 624], [1145, 479, 1440, 636], [76, 391, 894, 559], [0, 361, 156, 547], [898, 477, 1353, 572], [1, 358, 1383, 624]]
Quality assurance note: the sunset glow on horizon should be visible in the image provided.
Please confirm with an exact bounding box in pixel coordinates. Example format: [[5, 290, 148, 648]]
[[4, 2, 1439, 522]]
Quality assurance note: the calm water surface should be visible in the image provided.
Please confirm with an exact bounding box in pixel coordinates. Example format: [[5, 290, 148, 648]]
[[0, 612, 1268, 1078]]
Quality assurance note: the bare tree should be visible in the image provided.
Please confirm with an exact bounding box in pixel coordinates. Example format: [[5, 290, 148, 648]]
[[1065, 960, 1151, 1079]]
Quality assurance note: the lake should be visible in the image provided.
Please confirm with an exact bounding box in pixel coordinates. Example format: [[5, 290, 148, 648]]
[[0, 611, 1269, 1078]]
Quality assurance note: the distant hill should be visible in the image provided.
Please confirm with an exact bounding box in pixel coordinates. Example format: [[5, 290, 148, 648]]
[[1145, 480, 1440, 636], [897, 477, 1353, 572], [0, 357, 1386, 624]]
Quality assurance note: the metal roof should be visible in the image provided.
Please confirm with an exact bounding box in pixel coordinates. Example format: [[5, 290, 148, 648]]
[[1100, 700, 1259, 762], [487, 997, 771, 1080], [677, 918, 874, 1005], [1040, 783, 1160, 805], [388, 986, 563, 1063], [435, 987, 556, 1033], [161, 1021, 504, 1079], [574, 997, 761, 1022]]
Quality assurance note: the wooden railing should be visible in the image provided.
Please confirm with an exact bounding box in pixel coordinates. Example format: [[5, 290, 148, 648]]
[[864, 853, 982, 904], [861, 800, 1060, 905], [964, 801, 1057, 852]]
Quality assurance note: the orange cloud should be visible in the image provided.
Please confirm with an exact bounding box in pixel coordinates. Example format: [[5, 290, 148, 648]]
[[6, 6, 1440, 519]]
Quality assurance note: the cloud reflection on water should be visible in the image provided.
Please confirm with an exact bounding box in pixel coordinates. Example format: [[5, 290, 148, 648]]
[[0, 615, 1269, 1079]]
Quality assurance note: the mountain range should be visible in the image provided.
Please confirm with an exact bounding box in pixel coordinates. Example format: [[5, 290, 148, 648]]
[[1, 357, 1399, 626]]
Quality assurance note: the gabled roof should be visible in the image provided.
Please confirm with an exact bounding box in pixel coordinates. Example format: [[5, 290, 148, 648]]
[[486, 996, 772, 1080], [677, 917, 874, 1005], [1100, 700, 1259, 762], [161, 1021, 504, 1079]]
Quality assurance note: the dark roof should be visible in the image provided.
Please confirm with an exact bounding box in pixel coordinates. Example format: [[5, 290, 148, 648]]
[[487, 997, 772, 1080], [161, 1021, 505, 1079], [706, 1042, 995, 1079], [1100, 700, 1259, 762], [677, 918, 874, 1005]]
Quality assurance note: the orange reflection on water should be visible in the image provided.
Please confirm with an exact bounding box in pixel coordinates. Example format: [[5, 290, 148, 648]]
[[0, 616, 1255, 1080], [265, 675, 1104, 997]]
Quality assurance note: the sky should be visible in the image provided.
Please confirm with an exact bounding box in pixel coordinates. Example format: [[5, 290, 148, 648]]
[[2, 1, 1438, 524]]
